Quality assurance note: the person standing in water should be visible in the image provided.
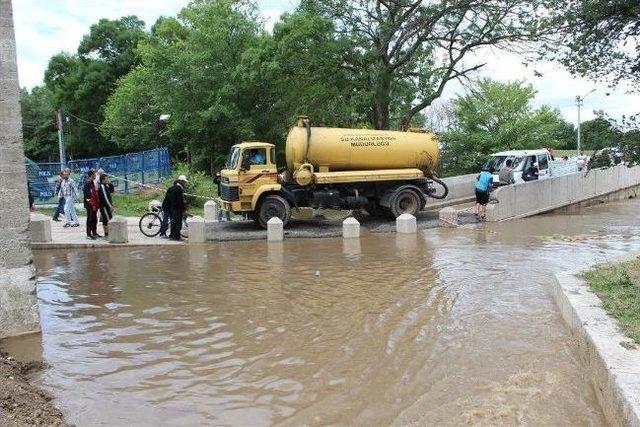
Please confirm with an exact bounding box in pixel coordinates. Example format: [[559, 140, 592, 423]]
[[475, 169, 494, 219]]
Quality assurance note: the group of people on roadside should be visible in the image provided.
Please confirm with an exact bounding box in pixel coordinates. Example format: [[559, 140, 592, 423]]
[[52, 168, 114, 240]]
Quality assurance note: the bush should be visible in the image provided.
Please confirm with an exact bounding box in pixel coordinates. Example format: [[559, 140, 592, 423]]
[[168, 162, 217, 210]]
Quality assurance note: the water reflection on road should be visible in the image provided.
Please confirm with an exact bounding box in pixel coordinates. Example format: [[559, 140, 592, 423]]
[[23, 200, 640, 425]]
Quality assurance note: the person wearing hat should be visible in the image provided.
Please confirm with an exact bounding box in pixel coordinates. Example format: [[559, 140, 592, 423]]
[[161, 175, 188, 240]]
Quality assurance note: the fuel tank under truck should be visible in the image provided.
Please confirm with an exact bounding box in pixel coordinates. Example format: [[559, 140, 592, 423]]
[[285, 117, 440, 175]]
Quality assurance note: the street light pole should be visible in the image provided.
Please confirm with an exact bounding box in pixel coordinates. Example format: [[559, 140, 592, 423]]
[[56, 110, 66, 168], [575, 89, 595, 155]]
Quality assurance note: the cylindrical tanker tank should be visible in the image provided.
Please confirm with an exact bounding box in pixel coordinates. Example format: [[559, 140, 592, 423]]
[[285, 117, 439, 174]]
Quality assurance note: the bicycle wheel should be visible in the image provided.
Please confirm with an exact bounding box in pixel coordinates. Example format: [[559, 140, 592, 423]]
[[139, 212, 162, 237]]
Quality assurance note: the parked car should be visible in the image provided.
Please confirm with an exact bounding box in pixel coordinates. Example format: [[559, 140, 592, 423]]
[[483, 149, 578, 185]]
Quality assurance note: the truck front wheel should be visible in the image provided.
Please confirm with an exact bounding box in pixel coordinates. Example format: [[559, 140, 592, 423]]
[[257, 195, 291, 229], [390, 189, 421, 218]]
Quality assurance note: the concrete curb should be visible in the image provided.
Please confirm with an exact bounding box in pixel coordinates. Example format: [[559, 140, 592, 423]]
[[31, 241, 184, 250], [553, 259, 640, 427]]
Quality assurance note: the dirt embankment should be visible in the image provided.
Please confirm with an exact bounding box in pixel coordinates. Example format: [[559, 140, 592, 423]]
[[0, 352, 68, 426]]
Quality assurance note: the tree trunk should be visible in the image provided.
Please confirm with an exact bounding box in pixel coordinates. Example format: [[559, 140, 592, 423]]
[[370, 69, 392, 130], [399, 114, 412, 131]]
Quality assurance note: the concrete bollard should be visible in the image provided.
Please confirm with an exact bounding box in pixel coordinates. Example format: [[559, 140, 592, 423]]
[[189, 216, 206, 243], [29, 214, 51, 243], [267, 217, 284, 242], [396, 213, 417, 234], [438, 207, 458, 227], [204, 200, 219, 222], [108, 216, 128, 243], [342, 217, 360, 239]]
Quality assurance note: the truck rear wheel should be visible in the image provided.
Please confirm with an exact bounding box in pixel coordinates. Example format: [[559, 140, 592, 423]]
[[390, 189, 421, 218], [257, 195, 291, 229]]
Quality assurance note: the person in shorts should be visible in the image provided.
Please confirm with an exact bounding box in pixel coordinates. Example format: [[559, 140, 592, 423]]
[[475, 169, 493, 219]]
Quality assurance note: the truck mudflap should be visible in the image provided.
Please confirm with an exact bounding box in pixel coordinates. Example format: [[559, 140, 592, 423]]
[[279, 187, 299, 209]]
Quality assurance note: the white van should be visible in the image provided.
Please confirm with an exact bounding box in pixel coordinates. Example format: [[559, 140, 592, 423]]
[[483, 149, 575, 184]]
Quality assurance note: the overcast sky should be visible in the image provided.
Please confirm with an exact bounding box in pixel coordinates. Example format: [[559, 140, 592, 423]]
[[13, 0, 640, 125]]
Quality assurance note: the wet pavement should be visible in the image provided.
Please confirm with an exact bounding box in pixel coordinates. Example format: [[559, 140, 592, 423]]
[[34, 209, 478, 247], [7, 199, 640, 425]]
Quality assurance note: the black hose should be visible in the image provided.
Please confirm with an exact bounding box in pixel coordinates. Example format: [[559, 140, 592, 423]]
[[428, 175, 449, 200]]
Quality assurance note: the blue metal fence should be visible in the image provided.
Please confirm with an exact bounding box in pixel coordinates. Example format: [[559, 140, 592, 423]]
[[26, 147, 171, 204]]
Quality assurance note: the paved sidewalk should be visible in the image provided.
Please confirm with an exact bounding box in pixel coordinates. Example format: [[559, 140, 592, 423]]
[[32, 215, 182, 249]]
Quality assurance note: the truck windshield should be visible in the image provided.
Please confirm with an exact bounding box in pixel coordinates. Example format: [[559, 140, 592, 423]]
[[484, 155, 523, 172], [226, 147, 241, 169]]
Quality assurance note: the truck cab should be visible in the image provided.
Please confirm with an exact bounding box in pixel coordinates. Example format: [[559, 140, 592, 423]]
[[218, 142, 279, 214]]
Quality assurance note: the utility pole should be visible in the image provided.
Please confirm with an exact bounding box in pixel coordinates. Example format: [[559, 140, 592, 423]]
[[55, 110, 66, 168], [575, 89, 595, 155]]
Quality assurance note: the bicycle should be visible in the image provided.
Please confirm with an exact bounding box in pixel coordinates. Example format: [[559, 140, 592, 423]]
[[139, 205, 189, 239]]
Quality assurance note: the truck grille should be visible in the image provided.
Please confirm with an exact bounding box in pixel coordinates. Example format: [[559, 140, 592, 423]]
[[220, 184, 239, 201]]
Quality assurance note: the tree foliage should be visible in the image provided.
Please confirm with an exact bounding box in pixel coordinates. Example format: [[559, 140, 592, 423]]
[[544, 0, 640, 89], [28, 0, 639, 179], [314, 0, 551, 130], [580, 114, 622, 150], [43, 16, 147, 158], [102, 1, 367, 171], [102, 2, 262, 171], [20, 86, 58, 161], [439, 79, 575, 175]]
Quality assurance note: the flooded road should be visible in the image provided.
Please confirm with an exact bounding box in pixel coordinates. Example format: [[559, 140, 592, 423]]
[[7, 200, 640, 425]]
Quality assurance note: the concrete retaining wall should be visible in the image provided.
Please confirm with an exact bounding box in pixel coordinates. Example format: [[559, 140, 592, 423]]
[[553, 270, 640, 427], [486, 165, 640, 222], [0, 0, 40, 339], [424, 173, 476, 210]]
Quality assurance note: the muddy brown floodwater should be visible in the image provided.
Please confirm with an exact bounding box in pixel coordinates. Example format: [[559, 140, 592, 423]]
[[4, 199, 640, 426]]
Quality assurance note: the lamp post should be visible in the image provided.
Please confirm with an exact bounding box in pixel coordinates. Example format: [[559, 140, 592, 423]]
[[576, 89, 595, 155]]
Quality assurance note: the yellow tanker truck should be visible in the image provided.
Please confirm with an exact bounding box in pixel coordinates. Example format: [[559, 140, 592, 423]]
[[217, 117, 448, 228]]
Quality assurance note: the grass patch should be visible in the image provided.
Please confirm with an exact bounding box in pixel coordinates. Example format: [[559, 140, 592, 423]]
[[583, 258, 640, 344], [554, 149, 579, 158]]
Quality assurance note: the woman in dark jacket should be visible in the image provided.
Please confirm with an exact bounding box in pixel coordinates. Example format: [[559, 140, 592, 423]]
[[98, 174, 114, 237], [84, 169, 100, 239]]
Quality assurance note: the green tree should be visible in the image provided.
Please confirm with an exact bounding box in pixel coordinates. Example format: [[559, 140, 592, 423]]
[[100, 66, 163, 153], [20, 86, 58, 161], [439, 79, 574, 175], [103, 1, 262, 171], [44, 16, 147, 159], [544, 0, 640, 89], [238, 5, 366, 151], [313, 0, 552, 130], [580, 115, 621, 151]]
